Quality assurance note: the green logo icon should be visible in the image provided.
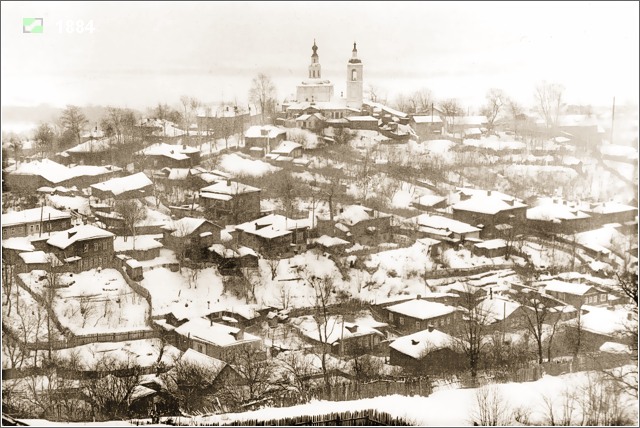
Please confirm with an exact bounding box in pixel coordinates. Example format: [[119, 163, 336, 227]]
[[23, 18, 44, 33]]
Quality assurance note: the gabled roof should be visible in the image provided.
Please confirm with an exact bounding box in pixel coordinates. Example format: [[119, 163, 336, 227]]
[[588, 201, 638, 215], [272, 141, 302, 155], [543, 279, 595, 296], [200, 180, 260, 196], [174, 318, 261, 347], [46, 225, 114, 250], [412, 115, 443, 124], [2, 207, 71, 228], [452, 195, 527, 215], [163, 217, 218, 238], [91, 172, 153, 196], [234, 214, 309, 240], [476, 297, 521, 325], [244, 125, 287, 139], [390, 328, 458, 359], [10, 159, 120, 184], [136, 143, 199, 160], [66, 137, 111, 153], [333, 205, 390, 226], [386, 299, 457, 320], [413, 214, 481, 235], [527, 199, 591, 222], [413, 194, 446, 208]]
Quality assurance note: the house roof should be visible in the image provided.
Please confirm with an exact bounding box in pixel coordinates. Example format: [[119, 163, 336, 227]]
[[294, 315, 384, 345], [386, 299, 457, 320], [413, 214, 481, 235], [91, 172, 153, 196], [2, 207, 71, 228], [235, 214, 309, 240], [476, 297, 521, 324], [200, 180, 260, 195], [456, 116, 488, 126], [18, 251, 62, 266], [272, 141, 302, 155], [589, 201, 637, 215], [389, 328, 458, 359], [543, 279, 594, 296], [412, 115, 443, 124], [66, 137, 111, 153], [311, 235, 351, 247], [174, 318, 260, 347], [527, 199, 591, 222], [474, 239, 507, 250], [179, 349, 228, 375], [413, 194, 446, 208], [46, 225, 114, 250], [163, 217, 216, 238], [2, 237, 36, 252], [452, 195, 527, 215], [333, 205, 390, 226], [346, 115, 378, 122], [244, 125, 287, 139], [113, 235, 163, 252], [10, 159, 121, 184]]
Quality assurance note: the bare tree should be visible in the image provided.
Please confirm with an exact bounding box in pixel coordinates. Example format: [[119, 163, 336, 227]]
[[278, 351, 315, 402], [507, 98, 524, 138], [8, 136, 23, 165], [470, 384, 513, 426], [113, 199, 146, 250], [266, 258, 280, 281], [480, 88, 506, 133], [59, 105, 89, 147], [34, 123, 57, 157], [249, 73, 277, 124], [393, 93, 412, 113], [440, 99, 463, 133], [409, 88, 434, 114], [453, 290, 491, 380], [83, 354, 143, 420], [332, 127, 356, 146], [534, 81, 565, 130]]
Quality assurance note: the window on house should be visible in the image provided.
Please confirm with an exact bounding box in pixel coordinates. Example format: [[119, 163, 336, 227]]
[[388, 312, 394, 321], [103, 241, 109, 250], [83, 244, 89, 253], [399, 316, 404, 326], [600, 294, 606, 302], [415, 321, 420, 330], [94, 242, 99, 251], [447, 317, 451, 325]]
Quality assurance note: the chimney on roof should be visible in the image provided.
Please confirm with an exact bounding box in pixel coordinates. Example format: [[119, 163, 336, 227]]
[[226, 179, 231, 186], [487, 190, 492, 196], [68, 231, 77, 239], [255, 222, 258, 230], [416, 294, 422, 300], [427, 324, 434, 332], [236, 328, 244, 341], [183, 144, 187, 150], [507, 199, 515, 206], [411, 339, 419, 345]]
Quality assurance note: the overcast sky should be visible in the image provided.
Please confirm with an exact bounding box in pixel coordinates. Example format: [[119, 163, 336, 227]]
[[2, 1, 638, 111]]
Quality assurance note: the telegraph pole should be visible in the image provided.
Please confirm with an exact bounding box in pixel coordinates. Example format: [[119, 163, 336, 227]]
[[610, 96, 616, 145]]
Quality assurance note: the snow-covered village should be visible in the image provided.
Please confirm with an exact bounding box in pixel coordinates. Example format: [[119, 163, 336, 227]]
[[1, 2, 638, 427]]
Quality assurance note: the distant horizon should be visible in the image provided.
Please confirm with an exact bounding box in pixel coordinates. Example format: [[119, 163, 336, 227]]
[[2, 1, 639, 113]]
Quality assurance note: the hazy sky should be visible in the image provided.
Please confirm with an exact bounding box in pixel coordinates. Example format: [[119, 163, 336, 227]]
[[2, 1, 638, 111]]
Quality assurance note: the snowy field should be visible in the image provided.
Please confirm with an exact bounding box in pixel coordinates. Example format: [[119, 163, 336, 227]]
[[20, 268, 150, 335], [183, 367, 638, 426], [140, 266, 244, 318]]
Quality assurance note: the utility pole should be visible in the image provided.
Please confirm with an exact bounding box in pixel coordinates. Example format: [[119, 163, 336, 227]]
[[610, 96, 616, 145]]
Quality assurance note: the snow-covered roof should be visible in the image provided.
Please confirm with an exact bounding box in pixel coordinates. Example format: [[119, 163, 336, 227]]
[[2, 207, 71, 227], [333, 205, 390, 226], [114, 235, 163, 252], [91, 172, 153, 196], [312, 235, 351, 247], [577, 306, 633, 336], [386, 299, 457, 320], [474, 239, 507, 250], [179, 349, 227, 374], [46, 225, 114, 250], [174, 318, 261, 347], [477, 297, 521, 324], [66, 137, 111, 153], [452, 194, 527, 215], [346, 115, 378, 122], [412, 115, 443, 124], [200, 180, 260, 195], [10, 159, 121, 184], [2, 237, 36, 252], [208, 243, 239, 258], [137, 143, 199, 160], [18, 251, 62, 266], [363, 101, 408, 118], [599, 341, 632, 354], [464, 128, 482, 135], [163, 217, 214, 238], [244, 125, 287, 139], [389, 328, 457, 359], [413, 194, 446, 208], [272, 141, 302, 155], [543, 279, 594, 296], [294, 315, 384, 345], [527, 199, 591, 222], [588, 201, 637, 215], [413, 214, 481, 235], [235, 214, 309, 239]]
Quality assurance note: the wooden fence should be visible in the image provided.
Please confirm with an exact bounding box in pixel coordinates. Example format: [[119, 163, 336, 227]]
[[163, 410, 414, 426]]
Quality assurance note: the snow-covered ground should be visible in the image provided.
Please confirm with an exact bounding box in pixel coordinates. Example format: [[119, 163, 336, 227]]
[[140, 266, 244, 318], [20, 268, 150, 335], [185, 367, 638, 426]]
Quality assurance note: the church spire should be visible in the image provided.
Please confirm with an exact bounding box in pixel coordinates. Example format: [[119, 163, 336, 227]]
[[349, 41, 361, 64], [309, 39, 321, 78]]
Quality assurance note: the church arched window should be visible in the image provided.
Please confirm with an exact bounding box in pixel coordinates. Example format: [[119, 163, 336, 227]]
[[351, 69, 357, 81]]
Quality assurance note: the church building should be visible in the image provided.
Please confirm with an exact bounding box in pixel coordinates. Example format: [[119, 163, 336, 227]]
[[281, 41, 366, 125]]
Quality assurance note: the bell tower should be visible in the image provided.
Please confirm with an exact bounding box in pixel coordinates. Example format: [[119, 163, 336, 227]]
[[346, 42, 363, 109], [309, 39, 321, 79]]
